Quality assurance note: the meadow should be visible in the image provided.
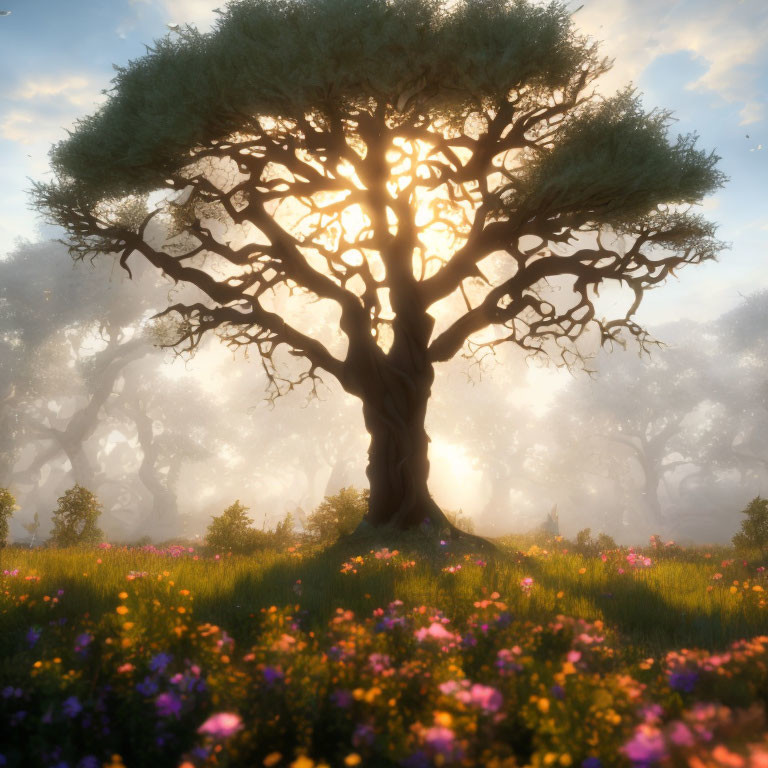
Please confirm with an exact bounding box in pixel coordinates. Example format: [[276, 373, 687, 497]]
[[1, 536, 768, 767]]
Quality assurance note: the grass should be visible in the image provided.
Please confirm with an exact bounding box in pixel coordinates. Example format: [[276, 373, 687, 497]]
[[2, 537, 768, 768], [2, 538, 766, 657]]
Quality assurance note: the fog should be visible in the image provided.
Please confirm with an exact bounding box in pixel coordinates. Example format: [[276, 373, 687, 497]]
[[1, 238, 765, 546]]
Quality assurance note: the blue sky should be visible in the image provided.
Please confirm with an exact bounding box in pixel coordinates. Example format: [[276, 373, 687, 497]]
[[0, 0, 766, 326]]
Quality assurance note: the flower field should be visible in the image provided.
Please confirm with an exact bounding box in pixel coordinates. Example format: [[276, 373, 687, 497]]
[[1, 539, 768, 767]]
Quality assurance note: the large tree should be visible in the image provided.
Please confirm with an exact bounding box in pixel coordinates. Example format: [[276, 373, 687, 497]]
[[34, 0, 726, 538]]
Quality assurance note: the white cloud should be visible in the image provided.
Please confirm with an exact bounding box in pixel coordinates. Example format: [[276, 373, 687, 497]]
[[739, 100, 765, 125], [0, 74, 106, 146], [13, 75, 98, 107], [161, 0, 221, 30], [571, 0, 768, 118]]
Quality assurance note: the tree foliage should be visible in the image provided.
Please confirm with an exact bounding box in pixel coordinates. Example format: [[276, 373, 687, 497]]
[[0, 488, 15, 548], [307, 486, 369, 543], [206, 500, 295, 553], [49, 485, 104, 547], [732, 496, 768, 552]]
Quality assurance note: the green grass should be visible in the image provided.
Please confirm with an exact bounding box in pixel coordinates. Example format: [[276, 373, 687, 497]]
[[2, 539, 766, 657]]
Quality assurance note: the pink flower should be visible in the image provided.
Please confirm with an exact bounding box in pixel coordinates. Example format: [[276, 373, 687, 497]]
[[668, 722, 694, 747], [464, 683, 503, 712], [622, 725, 667, 763], [424, 725, 455, 756], [415, 622, 457, 643], [197, 712, 243, 739]]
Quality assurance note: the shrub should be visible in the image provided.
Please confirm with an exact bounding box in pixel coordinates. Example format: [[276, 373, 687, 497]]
[[573, 528, 617, 556], [206, 501, 257, 554], [49, 485, 103, 547], [206, 501, 295, 554], [733, 496, 768, 551], [0, 487, 15, 548], [306, 486, 368, 544]]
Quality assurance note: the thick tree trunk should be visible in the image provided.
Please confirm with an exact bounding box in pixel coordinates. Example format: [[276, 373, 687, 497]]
[[354, 356, 465, 538], [362, 370, 436, 530]]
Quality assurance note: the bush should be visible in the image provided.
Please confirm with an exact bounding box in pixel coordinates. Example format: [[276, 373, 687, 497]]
[[0, 487, 15, 548], [207, 501, 295, 554], [49, 485, 103, 547], [573, 528, 617, 556], [306, 486, 368, 544], [733, 496, 768, 551], [206, 501, 256, 554]]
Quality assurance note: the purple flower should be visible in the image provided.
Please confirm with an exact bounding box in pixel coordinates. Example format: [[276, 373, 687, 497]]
[[149, 652, 173, 673], [668, 670, 698, 693], [331, 689, 353, 708], [424, 726, 456, 756], [353, 723, 376, 747], [582, 759, 602, 768], [263, 666, 284, 685], [78, 756, 100, 768], [26, 627, 41, 647], [155, 692, 182, 719], [197, 712, 243, 739], [62, 696, 82, 718], [136, 677, 159, 697], [551, 684, 565, 700], [667, 722, 694, 747]]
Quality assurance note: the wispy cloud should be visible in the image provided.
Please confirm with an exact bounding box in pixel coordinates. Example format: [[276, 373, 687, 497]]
[[572, 0, 768, 119], [1, 74, 105, 146]]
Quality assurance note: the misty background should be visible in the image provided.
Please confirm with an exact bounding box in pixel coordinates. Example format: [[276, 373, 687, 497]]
[[1, 236, 766, 545]]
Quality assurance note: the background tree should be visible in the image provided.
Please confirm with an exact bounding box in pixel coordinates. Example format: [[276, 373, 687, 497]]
[[49, 485, 103, 547], [34, 0, 726, 539], [0, 488, 15, 548], [732, 496, 768, 552]]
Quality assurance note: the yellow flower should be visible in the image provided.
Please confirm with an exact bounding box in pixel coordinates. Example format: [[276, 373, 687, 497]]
[[290, 758, 314, 768], [537, 698, 551, 713], [434, 711, 453, 727], [345, 755, 362, 767], [116, 605, 129, 615], [118, 591, 128, 600], [559, 755, 573, 766], [122, 622, 134, 630], [263, 753, 282, 767], [578, 567, 587, 575]]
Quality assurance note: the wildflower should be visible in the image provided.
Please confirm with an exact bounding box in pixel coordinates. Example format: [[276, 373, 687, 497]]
[[415, 622, 458, 643], [263, 666, 284, 685], [117, 663, 134, 674], [462, 683, 503, 712], [667, 721, 694, 747], [582, 759, 602, 768], [197, 712, 243, 739], [62, 696, 82, 718], [136, 677, 159, 697], [26, 627, 41, 647], [424, 725, 456, 756], [149, 652, 173, 673], [622, 725, 667, 764], [331, 689, 353, 708], [155, 692, 182, 718], [520, 576, 534, 594]]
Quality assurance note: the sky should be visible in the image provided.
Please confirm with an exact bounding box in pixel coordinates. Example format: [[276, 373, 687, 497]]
[[0, 0, 766, 344]]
